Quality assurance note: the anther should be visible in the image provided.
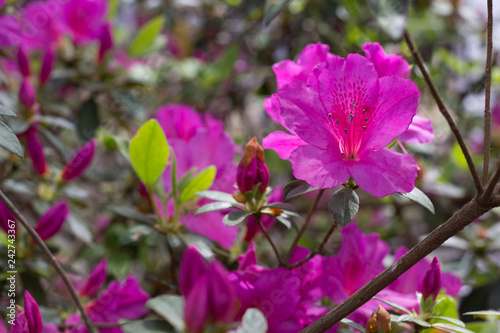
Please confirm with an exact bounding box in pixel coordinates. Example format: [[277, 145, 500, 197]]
[[328, 113, 332, 118]]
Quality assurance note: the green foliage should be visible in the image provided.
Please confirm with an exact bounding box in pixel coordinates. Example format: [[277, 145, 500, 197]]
[[0, 120, 23, 159], [128, 15, 166, 57], [179, 166, 216, 203], [76, 98, 99, 141], [328, 187, 360, 227], [395, 187, 435, 214], [145, 295, 185, 332]]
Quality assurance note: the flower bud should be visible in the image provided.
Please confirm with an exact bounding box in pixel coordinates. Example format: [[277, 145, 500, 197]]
[[0, 199, 16, 234], [24, 290, 43, 333], [19, 78, 36, 110], [422, 257, 442, 301], [366, 312, 380, 333], [376, 305, 391, 333], [208, 261, 235, 323], [80, 259, 107, 298], [35, 200, 69, 241], [98, 23, 113, 62], [179, 246, 209, 297], [17, 45, 30, 77], [61, 139, 96, 182], [40, 48, 55, 84], [236, 137, 269, 194], [26, 126, 48, 176], [184, 275, 210, 333]]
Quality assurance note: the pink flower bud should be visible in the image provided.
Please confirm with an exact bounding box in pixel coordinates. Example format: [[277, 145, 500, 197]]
[[0, 199, 16, 234], [98, 23, 113, 62], [208, 261, 235, 323], [61, 139, 96, 182], [35, 200, 69, 241], [13, 309, 28, 332], [422, 257, 442, 301], [236, 137, 269, 194], [79, 259, 107, 298], [17, 45, 30, 77], [179, 245, 209, 297], [184, 275, 210, 333], [24, 290, 43, 333], [19, 78, 36, 110], [26, 126, 48, 176], [39, 48, 55, 84]]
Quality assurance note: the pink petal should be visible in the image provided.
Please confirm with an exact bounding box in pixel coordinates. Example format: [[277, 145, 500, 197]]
[[185, 277, 210, 333], [179, 245, 209, 297], [262, 131, 306, 160], [348, 148, 418, 197], [79, 259, 107, 298], [182, 211, 238, 249], [273, 60, 303, 89], [238, 242, 257, 270], [362, 42, 411, 79], [156, 104, 204, 141], [400, 114, 435, 144]]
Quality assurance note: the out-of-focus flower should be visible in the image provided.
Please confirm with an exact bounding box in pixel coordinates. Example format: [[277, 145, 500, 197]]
[[98, 23, 113, 62], [422, 257, 443, 301], [236, 137, 269, 194], [0, 15, 22, 47], [34, 201, 69, 241], [156, 104, 238, 249], [39, 49, 55, 84], [61, 0, 107, 44], [0, 200, 16, 234], [79, 259, 107, 298], [19, 0, 63, 50], [19, 78, 36, 110], [61, 139, 96, 182], [17, 46, 30, 77], [179, 246, 236, 333], [26, 126, 48, 176], [278, 54, 419, 197]]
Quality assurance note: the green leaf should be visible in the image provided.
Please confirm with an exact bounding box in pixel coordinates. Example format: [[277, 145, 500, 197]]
[[466, 320, 498, 333], [263, 202, 296, 210], [340, 318, 365, 332], [275, 215, 291, 229], [122, 320, 174, 333], [283, 179, 319, 201], [431, 295, 459, 320], [398, 314, 431, 327], [196, 190, 239, 204], [76, 98, 100, 141], [328, 187, 359, 227], [263, 0, 293, 26], [432, 323, 475, 333], [145, 295, 185, 332], [177, 167, 197, 193], [223, 211, 253, 226], [67, 214, 93, 245], [0, 120, 23, 158], [128, 15, 165, 57], [373, 297, 412, 315], [118, 225, 154, 246], [366, 0, 409, 40], [196, 202, 236, 216], [129, 119, 169, 185], [107, 205, 156, 225], [395, 187, 435, 214], [431, 316, 466, 328], [201, 45, 239, 87], [0, 104, 17, 117], [179, 166, 216, 203], [463, 311, 500, 319]]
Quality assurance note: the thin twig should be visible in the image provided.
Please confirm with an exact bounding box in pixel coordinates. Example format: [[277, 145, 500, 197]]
[[0, 190, 96, 333], [301, 200, 489, 332], [403, 29, 483, 194], [285, 189, 325, 264], [255, 214, 284, 266], [482, 0, 494, 185], [479, 161, 500, 206], [287, 221, 338, 269]]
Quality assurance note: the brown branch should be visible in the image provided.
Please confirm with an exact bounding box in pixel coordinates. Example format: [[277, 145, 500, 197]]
[[0, 190, 96, 333], [285, 189, 325, 264], [479, 161, 500, 206], [482, 0, 494, 185], [301, 199, 489, 332], [287, 220, 338, 269], [256, 214, 285, 266], [403, 29, 483, 194]]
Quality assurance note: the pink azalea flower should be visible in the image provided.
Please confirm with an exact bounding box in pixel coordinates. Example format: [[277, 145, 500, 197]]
[[0, 15, 22, 47], [19, 0, 63, 50], [10, 290, 43, 333], [61, 0, 108, 45], [39, 49, 55, 84], [79, 259, 107, 298], [0, 199, 16, 234], [156, 104, 238, 249], [361, 42, 411, 79], [278, 54, 419, 196]]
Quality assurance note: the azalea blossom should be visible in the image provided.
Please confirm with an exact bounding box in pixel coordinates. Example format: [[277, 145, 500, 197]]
[[278, 54, 419, 196]]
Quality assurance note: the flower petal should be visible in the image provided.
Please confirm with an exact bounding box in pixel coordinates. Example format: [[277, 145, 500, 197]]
[[289, 145, 350, 189], [362, 42, 411, 79], [263, 131, 306, 160], [348, 148, 418, 197], [400, 114, 434, 144]]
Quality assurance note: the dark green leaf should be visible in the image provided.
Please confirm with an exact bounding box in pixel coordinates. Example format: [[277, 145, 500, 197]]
[[67, 214, 93, 244], [37, 115, 75, 129], [196, 190, 239, 204], [328, 187, 359, 227], [118, 225, 154, 246], [223, 211, 253, 226], [107, 205, 156, 225], [179, 166, 216, 203], [111, 90, 145, 121], [76, 98, 100, 141], [145, 295, 185, 332], [0, 120, 23, 158], [395, 187, 435, 214], [340, 319, 365, 332], [367, 0, 409, 40], [196, 202, 236, 216], [263, 0, 293, 26], [263, 202, 296, 210], [283, 179, 319, 201], [129, 15, 165, 57], [275, 215, 291, 229], [122, 320, 174, 333], [0, 104, 17, 117]]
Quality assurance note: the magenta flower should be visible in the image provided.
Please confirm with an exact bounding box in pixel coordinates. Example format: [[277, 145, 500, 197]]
[[26, 126, 48, 176], [236, 137, 270, 194], [0, 199, 16, 234], [11, 290, 43, 333], [98, 23, 113, 62], [278, 54, 419, 196], [35, 201, 69, 241], [19, 0, 63, 50], [17, 46, 30, 77], [422, 257, 443, 301], [79, 259, 107, 298], [0, 15, 22, 47], [156, 104, 238, 249], [361, 42, 411, 79], [179, 246, 236, 332], [61, 0, 107, 44], [39, 49, 55, 84], [400, 114, 435, 144], [61, 139, 96, 182], [19, 78, 36, 110]]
